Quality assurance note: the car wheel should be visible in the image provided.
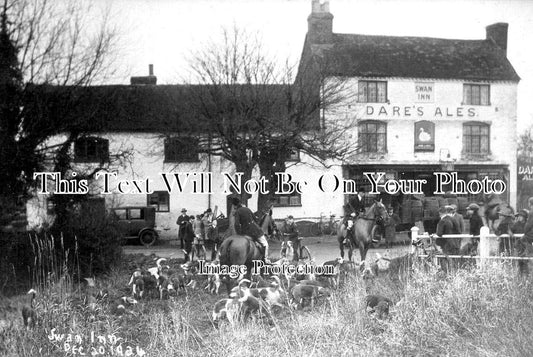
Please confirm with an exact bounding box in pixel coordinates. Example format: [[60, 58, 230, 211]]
[[140, 230, 157, 247]]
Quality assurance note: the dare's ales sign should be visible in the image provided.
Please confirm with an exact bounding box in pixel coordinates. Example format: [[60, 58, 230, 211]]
[[517, 157, 533, 209], [518, 164, 533, 181]]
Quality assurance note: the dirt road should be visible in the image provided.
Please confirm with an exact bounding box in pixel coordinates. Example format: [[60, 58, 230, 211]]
[[123, 234, 411, 264]]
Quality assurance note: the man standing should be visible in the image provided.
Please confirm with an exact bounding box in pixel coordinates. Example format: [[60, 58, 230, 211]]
[[467, 203, 483, 236], [282, 215, 301, 260], [434, 206, 460, 255], [517, 198, 533, 275], [182, 216, 195, 262], [203, 208, 218, 261], [231, 197, 271, 263], [450, 204, 465, 234], [176, 208, 189, 249]]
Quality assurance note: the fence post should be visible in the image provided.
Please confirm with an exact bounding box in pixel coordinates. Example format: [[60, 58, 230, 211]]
[[479, 226, 490, 268], [410, 226, 419, 254]]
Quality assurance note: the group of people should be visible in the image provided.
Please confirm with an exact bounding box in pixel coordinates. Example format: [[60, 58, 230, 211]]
[[433, 198, 533, 265], [176, 207, 218, 261], [177, 197, 305, 264]]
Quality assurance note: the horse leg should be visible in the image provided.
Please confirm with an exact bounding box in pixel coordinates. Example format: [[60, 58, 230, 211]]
[[359, 242, 369, 263], [338, 236, 345, 259]]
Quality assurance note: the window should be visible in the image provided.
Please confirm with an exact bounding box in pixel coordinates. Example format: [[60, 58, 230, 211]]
[[358, 121, 387, 153], [358, 80, 387, 103], [147, 191, 170, 212], [164, 137, 199, 163], [463, 84, 490, 106], [287, 149, 300, 162], [129, 208, 144, 220], [74, 137, 109, 163], [273, 192, 301, 207], [463, 122, 490, 155], [113, 209, 127, 220]]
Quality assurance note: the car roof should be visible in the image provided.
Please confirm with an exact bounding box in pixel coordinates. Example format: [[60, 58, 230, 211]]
[[111, 206, 154, 210]]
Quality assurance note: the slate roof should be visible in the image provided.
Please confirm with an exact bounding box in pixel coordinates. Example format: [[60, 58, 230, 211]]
[[29, 83, 293, 133], [308, 33, 520, 81]]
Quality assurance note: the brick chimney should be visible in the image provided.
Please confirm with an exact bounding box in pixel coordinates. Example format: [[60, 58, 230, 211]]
[[307, 0, 333, 44], [486, 23, 508, 55], [130, 64, 157, 85]]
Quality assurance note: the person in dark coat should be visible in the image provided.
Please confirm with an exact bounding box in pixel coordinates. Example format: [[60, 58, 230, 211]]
[[450, 204, 465, 234], [467, 203, 483, 236], [511, 209, 528, 235], [346, 187, 365, 217], [182, 216, 195, 262], [231, 197, 271, 263], [435, 206, 460, 255], [176, 208, 189, 249], [282, 215, 301, 260], [517, 198, 533, 275]]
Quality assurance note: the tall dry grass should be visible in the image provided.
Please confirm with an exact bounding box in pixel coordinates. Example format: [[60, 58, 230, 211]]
[[2, 256, 533, 357]]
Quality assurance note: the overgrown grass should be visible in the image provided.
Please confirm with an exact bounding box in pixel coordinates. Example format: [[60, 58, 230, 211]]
[[1, 258, 533, 357]]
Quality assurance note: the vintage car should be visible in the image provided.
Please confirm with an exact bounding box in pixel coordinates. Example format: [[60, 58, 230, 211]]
[[111, 206, 159, 246]]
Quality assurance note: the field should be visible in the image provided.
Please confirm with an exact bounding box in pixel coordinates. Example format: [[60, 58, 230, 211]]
[[1, 237, 533, 357]]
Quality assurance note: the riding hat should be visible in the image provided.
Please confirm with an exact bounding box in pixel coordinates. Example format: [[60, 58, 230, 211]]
[[467, 203, 480, 211], [516, 209, 528, 219]]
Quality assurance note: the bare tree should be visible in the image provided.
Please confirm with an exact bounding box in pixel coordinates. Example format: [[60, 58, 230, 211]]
[[518, 125, 533, 160], [182, 26, 357, 210], [0, 0, 121, 227]]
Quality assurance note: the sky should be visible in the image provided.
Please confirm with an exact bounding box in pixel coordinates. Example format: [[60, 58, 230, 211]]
[[95, 0, 533, 133]]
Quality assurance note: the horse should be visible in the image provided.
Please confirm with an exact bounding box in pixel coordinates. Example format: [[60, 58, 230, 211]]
[[337, 200, 389, 264], [218, 234, 264, 296], [257, 209, 280, 241], [479, 194, 514, 233], [337, 220, 356, 261]]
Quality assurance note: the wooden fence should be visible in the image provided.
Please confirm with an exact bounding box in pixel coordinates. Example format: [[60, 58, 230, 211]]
[[410, 226, 533, 267]]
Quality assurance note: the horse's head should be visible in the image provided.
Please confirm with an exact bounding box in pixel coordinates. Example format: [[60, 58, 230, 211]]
[[370, 200, 389, 223], [498, 203, 515, 219]]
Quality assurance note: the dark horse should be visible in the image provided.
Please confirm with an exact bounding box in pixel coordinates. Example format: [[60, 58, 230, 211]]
[[479, 194, 514, 233], [257, 208, 279, 241], [337, 201, 389, 263], [219, 234, 264, 296]]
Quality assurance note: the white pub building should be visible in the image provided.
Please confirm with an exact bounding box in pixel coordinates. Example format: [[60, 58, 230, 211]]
[[28, 1, 520, 237]]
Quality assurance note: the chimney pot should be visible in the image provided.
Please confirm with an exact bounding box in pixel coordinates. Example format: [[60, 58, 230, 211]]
[[149, 64, 154, 76], [486, 23, 508, 55], [308, 0, 333, 44]]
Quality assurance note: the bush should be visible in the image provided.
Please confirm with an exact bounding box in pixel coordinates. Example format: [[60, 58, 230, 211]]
[[49, 209, 124, 277]]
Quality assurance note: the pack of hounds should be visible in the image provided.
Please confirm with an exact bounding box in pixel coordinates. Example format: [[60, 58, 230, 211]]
[[11, 251, 413, 331], [123, 253, 401, 328]]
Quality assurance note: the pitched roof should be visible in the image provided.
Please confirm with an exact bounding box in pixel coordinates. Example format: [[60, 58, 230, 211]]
[[308, 33, 520, 81], [29, 83, 294, 133]]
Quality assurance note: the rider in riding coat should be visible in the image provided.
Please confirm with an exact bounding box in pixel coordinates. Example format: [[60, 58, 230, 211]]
[[231, 197, 271, 264]]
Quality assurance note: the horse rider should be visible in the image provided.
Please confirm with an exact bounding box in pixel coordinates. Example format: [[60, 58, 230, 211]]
[[342, 187, 366, 237], [231, 197, 271, 264], [345, 187, 366, 218]]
